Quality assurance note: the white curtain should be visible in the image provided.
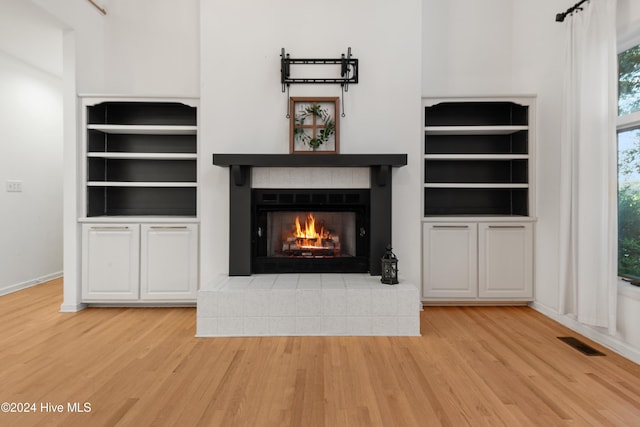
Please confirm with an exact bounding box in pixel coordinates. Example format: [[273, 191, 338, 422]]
[[558, 0, 618, 334]]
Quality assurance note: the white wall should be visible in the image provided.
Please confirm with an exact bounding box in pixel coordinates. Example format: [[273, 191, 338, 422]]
[[618, 0, 640, 48], [511, 0, 565, 311], [32, 0, 106, 93], [0, 51, 63, 294], [200, 0, 423, 286], [34, 0, 199, 96], [0, 0, 64, 294], [101, 0, 199, 96], [31, 0, 105, 310], [0, 0, 62, 77], [422, 0, 514, 96]]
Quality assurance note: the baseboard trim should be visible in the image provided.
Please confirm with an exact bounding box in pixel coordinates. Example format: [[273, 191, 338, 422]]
[[423, 301, 530, 307], [529, 301, 640, 365], [59, 302, 88, 312], [0, 272, 63, 297]]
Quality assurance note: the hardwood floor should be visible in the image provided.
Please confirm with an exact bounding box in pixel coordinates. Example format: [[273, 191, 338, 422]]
[[1, 278, 639, 426]]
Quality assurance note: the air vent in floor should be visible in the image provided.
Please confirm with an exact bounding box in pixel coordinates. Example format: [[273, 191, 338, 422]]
[[558, 337, 606, 356]]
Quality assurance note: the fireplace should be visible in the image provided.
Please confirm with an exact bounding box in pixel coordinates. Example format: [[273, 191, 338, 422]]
[[203, 154, 419, 337], [252, 189, 369, 273], [211, 153, 408, 276]]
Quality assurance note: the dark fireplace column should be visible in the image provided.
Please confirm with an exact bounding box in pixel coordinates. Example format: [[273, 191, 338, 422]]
[[212, 154, 407, 276], [228, 165, 252, 275], [369, 165, 391, 275]]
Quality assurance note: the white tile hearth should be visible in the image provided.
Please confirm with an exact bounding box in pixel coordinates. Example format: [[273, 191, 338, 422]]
[[196, 274, 421, 337]]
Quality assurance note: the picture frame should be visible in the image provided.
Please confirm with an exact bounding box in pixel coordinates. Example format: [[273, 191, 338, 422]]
[[289, 97, 340, 154]]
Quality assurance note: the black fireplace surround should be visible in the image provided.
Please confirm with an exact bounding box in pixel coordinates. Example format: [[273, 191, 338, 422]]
[[212, 154, 408, 276]]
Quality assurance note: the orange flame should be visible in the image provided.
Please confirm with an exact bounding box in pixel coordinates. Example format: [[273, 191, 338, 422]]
[[294, 213, 324, 247]]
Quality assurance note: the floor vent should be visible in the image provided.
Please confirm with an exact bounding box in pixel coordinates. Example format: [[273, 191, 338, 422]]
[[558, 337, 606, 356]]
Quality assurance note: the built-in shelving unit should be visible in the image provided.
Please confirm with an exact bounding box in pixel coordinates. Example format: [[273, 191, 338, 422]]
[[79, 97, 200, 305], [423, 100, 533, 218], [421, 97, 536, 303], [83, 100, 198, 218]]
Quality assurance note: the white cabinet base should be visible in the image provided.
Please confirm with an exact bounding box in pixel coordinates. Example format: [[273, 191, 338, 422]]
[[140, 224, 198, 300], [422, 221, 533, 303], [82, 223, 198, 303], [423, 223, 477, 298], [479, 223, 533, 299], [82, 224, 140, 301]]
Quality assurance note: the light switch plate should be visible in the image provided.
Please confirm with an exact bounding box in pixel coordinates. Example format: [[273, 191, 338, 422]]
[[6, 180, 22, 192]]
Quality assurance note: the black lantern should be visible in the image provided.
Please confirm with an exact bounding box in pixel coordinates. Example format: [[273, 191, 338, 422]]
[[380, 245, 399, 285]]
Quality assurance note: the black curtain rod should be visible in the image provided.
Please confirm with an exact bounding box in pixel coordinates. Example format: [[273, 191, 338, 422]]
[[555, 0, 589, 22]]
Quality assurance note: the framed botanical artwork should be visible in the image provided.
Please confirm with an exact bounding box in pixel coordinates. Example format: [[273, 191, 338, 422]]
[[289, 97, 340, 154]]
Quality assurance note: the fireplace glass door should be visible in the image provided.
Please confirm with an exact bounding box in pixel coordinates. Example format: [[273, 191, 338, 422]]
[[267, 211, 356, 258], [252, 189, 370, 274]]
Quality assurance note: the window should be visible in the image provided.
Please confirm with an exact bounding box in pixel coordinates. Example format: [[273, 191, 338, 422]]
[[617, 44, 640, 279]]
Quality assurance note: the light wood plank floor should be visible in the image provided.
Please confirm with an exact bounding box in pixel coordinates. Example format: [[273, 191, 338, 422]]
[[0, 278, 639, 426]]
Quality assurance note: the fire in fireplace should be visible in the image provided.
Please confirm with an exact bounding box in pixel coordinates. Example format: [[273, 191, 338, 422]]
[[252, 189, 369, 273], [291, 213, 332, 255], [269, 211, 355, 258]]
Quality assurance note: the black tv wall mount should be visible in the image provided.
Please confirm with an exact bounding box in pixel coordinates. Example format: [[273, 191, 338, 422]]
[[280, 47, 359, 117], [280, 47, 358, 90]]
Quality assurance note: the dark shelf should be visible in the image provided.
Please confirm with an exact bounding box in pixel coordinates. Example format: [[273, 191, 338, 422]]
[[88, 159, 196, 182], [424, 159, 528, 184], [88, 102, 196, 126], [425, 102, 528, 126], [87, 187, 196, 217], [425, 132, 528, 155], [88, 132, 196, 154], [424, 188, 528, 216]]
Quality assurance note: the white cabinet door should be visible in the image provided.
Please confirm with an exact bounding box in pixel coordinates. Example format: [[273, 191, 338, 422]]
[[478, 223, 533, 299], [82, 224, 140, 301], [140, 224, 198, 300], [423, 223, 478, 298]]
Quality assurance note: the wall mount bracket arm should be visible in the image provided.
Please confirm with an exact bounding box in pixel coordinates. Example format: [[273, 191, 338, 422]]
[[280, 47, 359, 92]]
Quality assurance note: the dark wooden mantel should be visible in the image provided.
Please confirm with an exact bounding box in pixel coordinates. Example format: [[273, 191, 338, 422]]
[[212, 153, 408, 276], [212, 154, 408, 187], [212, 153, 407, 167]]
